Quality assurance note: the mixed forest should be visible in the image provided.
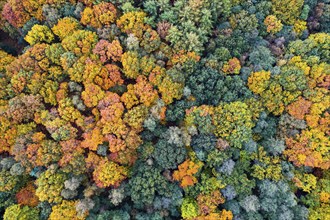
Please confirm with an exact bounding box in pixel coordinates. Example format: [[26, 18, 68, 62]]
[[0, 0, 329, 219]]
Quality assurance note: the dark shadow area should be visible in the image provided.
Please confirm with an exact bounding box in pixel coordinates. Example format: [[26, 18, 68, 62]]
[[0, 30, 24, 56]]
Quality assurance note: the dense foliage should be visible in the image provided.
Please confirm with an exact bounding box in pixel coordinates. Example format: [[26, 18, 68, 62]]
[[0, 0, 329, 219]]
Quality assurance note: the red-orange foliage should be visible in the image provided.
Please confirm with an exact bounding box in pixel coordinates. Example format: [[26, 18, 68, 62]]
[[7, 44, 49, 78], [121, 75, 158, 108], [81, 127, 104, 151], [16, 183, 39, 207], [7, 94, 44, 123], [2, 0, 30, 28], [222, 57, 241, 74], [98, 92, 125, 122], [318, 75, 330, 88], [96, 64, 123, 90], [134, 76, 159, 107], [56, 82, 68, 103], [319, 112, 330, 136], [105, 134, 126, 153], [106, 40, 122, 62], [24, 133, 62, 168], [286, 97, 312, 120], [284, 129, 330, 169], [93, 40, 123, 63], [173, 160, 202, 188]]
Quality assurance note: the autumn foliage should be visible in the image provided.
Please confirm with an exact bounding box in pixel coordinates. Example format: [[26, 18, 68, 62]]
[[0, 0, 329, 219]]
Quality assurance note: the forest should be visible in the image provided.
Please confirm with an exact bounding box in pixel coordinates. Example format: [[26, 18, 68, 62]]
[[0, 0, 329, 219]]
